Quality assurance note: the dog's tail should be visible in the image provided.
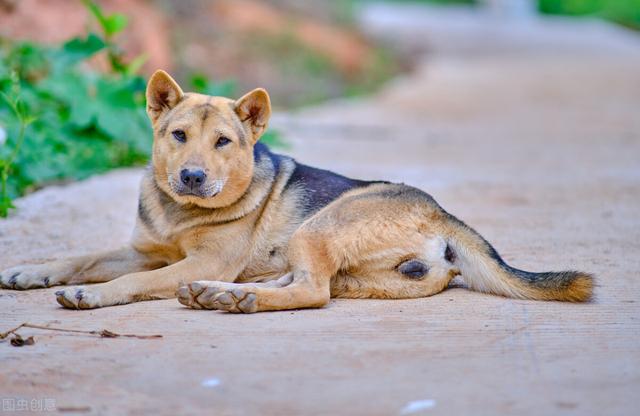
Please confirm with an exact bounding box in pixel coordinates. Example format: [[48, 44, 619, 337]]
[[443, 215, 593, 302]]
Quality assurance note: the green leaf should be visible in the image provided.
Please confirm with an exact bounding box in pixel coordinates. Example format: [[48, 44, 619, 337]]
[[189, 73, 209, 93], [96, 77, 138, 108], [61, 33, 106, 64], [39, 72, 97, 128], [103, 14, 128, 36], [125, 54, 148, 76]]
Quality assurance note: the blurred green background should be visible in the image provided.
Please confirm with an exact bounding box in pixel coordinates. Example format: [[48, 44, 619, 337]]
[[388, 0, 640, 29], [538, 0, 640, 29]]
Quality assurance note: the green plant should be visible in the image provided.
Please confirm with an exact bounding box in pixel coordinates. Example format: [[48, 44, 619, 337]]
[[0, 78, 36, 217], [0, 1, 152, 218], [81, 0, 149, 75], [538, 0, 640, 30]]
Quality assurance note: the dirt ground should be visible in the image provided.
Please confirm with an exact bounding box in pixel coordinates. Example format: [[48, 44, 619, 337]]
[[1, 4, 639, 415]]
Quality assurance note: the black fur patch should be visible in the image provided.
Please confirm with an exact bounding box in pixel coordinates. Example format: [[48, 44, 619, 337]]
[[137, 197, 157, 235], [254, 143, 280, 175], [284, 162, 381, 216], [445, 243, 456, 263]]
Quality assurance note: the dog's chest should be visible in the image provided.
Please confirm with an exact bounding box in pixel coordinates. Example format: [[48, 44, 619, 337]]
[[236, 196, 305, 282], [237, 243, 290, 283]]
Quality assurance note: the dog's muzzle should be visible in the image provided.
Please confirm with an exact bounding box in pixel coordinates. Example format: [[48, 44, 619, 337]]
[[172, 170, 225, 198]]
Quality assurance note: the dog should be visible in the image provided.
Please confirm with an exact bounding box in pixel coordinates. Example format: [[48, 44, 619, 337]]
[[0, 70, 593, 312]]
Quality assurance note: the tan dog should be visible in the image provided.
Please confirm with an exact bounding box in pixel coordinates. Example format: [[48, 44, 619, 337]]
[[0, 70, 593, 312]]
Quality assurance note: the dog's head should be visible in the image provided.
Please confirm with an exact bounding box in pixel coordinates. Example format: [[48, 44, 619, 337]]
[[145, 70, 271, 208]]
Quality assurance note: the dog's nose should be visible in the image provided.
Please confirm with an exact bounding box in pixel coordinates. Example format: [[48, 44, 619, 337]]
[[180, 169, 207, 189]]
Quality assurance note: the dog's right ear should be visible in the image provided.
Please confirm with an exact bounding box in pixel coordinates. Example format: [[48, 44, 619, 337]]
[[146, 70, 184, 123]]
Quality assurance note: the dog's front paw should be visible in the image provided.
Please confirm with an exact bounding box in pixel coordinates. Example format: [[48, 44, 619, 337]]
[[177, 281, 258, 313], [55, 287, 102, 309], [0, 264, 57, 290]]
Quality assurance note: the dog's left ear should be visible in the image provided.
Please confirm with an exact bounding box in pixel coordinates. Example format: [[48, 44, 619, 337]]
[[235, 88, 271, 143], [146, 70, 184, 123]]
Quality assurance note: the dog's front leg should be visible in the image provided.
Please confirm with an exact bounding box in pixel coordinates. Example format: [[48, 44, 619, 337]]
[[0, 247, 163, 290], [55, 254, 244, 309]]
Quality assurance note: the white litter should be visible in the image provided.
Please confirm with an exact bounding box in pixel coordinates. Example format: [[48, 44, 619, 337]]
[[400, 399, 436, 414], [201, 377, 221, 387]]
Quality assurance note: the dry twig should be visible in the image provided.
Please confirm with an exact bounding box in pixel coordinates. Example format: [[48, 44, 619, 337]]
[[0, 322, 162, 341]]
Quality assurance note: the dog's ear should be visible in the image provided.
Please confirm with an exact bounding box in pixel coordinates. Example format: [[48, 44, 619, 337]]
[[146, 70, 184, 123], [234, 88, 271, 143]]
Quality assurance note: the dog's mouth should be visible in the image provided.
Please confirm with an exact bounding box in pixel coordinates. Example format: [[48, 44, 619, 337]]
[[169, 176, 226, 199], [175, 188, 219, 198]]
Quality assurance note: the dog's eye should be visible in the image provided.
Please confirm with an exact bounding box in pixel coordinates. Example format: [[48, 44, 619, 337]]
[[215, 136, 231, 148], [172, 130, 187, 143]]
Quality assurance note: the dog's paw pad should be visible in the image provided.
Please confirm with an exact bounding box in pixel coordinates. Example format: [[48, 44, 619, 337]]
[[215, 292, 234, 306], [55, 287, 100, 309], [177, 282, 258, 313], [177, 282, 223, 309], [0, 265, 56, 290], [177, 285, 203, 309], [236, 293, 257, 313], [210, 288, 257, 314], [189, 281, 206, 295]]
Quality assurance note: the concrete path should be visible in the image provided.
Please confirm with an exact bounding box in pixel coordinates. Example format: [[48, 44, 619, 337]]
[[1, 4, 639, 415]]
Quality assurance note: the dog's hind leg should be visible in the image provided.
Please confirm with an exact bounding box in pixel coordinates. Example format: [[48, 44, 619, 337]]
[[0, 247, 164, 290], [178, 228, 334, 313]]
